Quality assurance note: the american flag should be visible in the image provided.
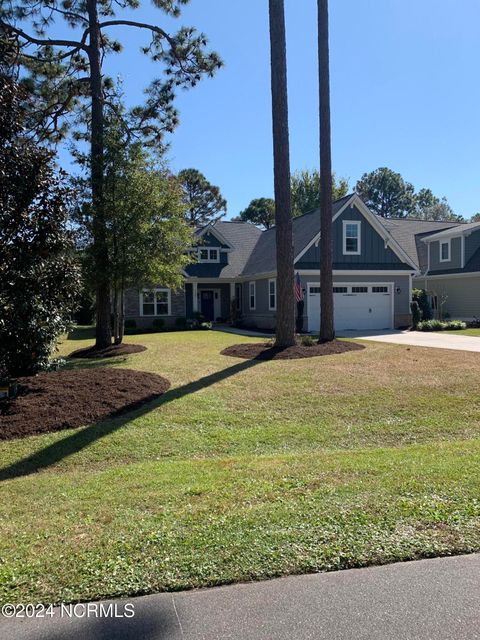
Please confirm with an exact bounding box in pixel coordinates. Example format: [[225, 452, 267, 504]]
[[294, 272, 304, 302]]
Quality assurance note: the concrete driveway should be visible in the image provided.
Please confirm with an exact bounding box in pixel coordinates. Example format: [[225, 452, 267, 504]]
[[2, 554, 479, 640], [339, 329, 480, 352]]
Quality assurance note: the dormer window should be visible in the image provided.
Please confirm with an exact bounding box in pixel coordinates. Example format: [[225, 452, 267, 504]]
[[198, 248, 219, 262], [440, 240, 450, 262], [343, 221, 361, 255]]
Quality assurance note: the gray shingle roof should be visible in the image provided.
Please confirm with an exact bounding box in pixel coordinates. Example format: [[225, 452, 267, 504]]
[[186, 220, 263, 279], [377, 218, 463, 270], [420, 220, 480, 241], [241, 194, 353, 276]]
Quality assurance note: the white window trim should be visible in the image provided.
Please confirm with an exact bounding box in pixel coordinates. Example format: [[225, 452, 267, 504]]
[[439, 239, 451, 262], [198, 247, 220, 263], [268, 278, 277, 311], [140, 288, 171, 316], [342, 220, 361, 256], [249, 281, 256, 311]]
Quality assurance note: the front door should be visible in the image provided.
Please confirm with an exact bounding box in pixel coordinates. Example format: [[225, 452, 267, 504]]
[[200, 290, 215, 321]]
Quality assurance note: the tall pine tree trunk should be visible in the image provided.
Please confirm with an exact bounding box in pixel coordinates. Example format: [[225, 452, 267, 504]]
[[87, 0, 111, 349], [318, 0, 334, 343], [268, 0, 295, 348]]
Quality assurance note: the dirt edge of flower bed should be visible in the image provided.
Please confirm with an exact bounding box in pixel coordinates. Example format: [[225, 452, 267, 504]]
[[221, 339, 365, 360], [0, 367, 170, 440], [69, 343, 147, 359]]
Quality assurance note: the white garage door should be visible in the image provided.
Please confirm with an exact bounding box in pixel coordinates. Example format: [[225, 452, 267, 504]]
[[307, 283, 393, 331]]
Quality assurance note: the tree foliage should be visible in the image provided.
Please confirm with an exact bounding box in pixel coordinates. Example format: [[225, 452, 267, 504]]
[[291, 169, 348, 217], [74, 111, 193, 344], [1, 0, 222, 348], [356, 167, 463, 221], [0, 77, 80, 376], [177, 168, 227, 226], [240, 170, 348, 229], [355, 167, 416, 218], [239, 197, 275, 229]]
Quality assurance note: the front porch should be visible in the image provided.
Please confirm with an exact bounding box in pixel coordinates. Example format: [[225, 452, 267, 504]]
[[185, 281, 240, 323]]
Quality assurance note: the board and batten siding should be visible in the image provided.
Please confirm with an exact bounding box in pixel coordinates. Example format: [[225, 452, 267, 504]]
[[297, 204, 407, 269]]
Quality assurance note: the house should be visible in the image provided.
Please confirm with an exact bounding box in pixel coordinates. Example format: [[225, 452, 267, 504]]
[[381, 217, 480, 319], [125, 193, 423, 332]]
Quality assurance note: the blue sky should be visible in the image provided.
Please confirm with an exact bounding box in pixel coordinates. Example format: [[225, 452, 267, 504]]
[[57, 0, 480, 219]]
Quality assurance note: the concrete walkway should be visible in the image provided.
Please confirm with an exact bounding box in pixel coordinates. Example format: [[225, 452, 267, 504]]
[[2, 554, 479, 639], [339, 329, 480, 352]]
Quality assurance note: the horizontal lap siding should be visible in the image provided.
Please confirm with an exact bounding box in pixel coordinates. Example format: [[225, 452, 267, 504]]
[[419, 276, 480, 318], [242, 277, 276, 330], [124, 287, 186, 328]]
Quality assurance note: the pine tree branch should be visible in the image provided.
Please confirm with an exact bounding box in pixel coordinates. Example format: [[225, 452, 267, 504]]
[[98, 19, 175, 48], [1, 21, 89, 53]]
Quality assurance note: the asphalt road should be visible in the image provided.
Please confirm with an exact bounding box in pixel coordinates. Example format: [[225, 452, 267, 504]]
[[2, 554, 479, 640]]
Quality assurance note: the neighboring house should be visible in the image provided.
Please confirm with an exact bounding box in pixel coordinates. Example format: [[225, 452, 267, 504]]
[[381, 217, 480, 319], [125, 193, 423, 332]]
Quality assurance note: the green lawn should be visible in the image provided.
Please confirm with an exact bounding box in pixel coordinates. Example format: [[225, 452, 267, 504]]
[[1, 329, 480, 604], [442, 328, 480, 336]]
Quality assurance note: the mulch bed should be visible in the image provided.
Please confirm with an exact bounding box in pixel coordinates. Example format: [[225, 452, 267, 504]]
[[69, 343, 146, 359], [0, 368, 170, 441], [221, 340, 365, 360]]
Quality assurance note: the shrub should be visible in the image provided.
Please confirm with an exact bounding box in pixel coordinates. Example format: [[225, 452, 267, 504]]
[[124, 319, 137, 329], [412, 288, 432, 321], [200, 321, 212, 330], [300, 335, 316, 347], [417, 319, 446, 331], [444, 320, 467, 330], [410, 300, 422, 329], [0, 78, 81, 376], [152, 318, 165, 331], [417, 319, 466, 331], [175, 317, 188, 329]]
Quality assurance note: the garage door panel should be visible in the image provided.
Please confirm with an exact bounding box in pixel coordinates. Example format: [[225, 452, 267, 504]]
[[307, 283, 392, 331]]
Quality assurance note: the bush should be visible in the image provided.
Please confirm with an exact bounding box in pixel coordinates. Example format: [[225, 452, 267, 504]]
[[200, 321, 212, 330], [124, 319, 136, 330], [417, 319, 466, 331], [410, 301, 422, 329], [412, 288, 432, 321], [175, 317, 188, 330], [152, 318, 165, 331], [0, 78, 81, 376], [300, 335, 315, 347], [444, 320, 467, 330]]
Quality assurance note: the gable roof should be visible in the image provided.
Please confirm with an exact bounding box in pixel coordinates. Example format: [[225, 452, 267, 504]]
[[186, 220, 263, 279], [378, 218, 464, 270], [241, 194, 354, 276]]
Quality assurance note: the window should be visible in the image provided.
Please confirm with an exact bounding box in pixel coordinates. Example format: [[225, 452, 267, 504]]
[[235, 284, 242, 311], [372, 286, 388, 293], [440, 240, 450, 262], [249, 281, 256, 310], [198, 248, 220, 262], [343, 220, 361, 255], [268, 279, 276, 311], [309, 286, 321, 294], [352, 286, 368, 293], [333, 286, 347, 293], [141, 289, 171, 316]]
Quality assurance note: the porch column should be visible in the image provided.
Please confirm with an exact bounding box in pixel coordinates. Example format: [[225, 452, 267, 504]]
[[230, 282, 235, 303], [192, 281, 198, 313]]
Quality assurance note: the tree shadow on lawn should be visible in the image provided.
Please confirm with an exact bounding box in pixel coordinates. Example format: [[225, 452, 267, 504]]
[[0, 357, 263, 482]]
